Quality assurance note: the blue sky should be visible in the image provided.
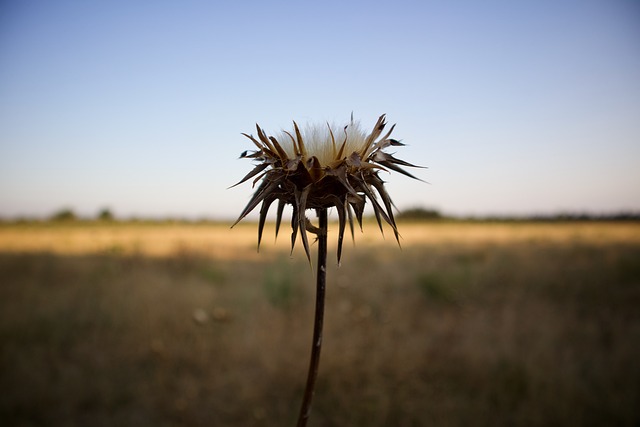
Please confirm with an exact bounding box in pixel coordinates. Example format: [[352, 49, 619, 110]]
[[1, 0, 639, 219]]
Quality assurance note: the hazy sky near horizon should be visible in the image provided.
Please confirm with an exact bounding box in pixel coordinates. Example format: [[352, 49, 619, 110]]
[[1, 0, 639, 219]]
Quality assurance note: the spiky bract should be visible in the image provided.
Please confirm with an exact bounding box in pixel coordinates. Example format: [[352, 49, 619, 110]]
[[232, 114, 421, 264]]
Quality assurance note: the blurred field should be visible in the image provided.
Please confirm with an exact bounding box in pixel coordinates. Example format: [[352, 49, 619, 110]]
[[1, 221, 639, 426]]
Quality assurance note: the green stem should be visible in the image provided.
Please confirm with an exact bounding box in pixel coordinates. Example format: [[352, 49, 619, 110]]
[[296, 208, 328, 427]]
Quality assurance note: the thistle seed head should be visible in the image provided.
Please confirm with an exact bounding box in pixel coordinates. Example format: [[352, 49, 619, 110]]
[[232, 114, 423, 264]]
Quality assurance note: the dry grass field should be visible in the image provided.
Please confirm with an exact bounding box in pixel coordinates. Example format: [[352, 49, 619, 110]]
[[1, 220, 639, 426]]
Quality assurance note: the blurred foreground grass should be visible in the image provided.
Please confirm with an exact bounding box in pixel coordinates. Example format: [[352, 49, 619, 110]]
[[1, 221, 639, 426]]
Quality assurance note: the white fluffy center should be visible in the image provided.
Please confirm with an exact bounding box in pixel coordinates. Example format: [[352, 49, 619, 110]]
[[276, 120, 367, 166]]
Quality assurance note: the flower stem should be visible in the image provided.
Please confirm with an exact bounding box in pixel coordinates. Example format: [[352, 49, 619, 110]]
[[296, 208, 328, 427]]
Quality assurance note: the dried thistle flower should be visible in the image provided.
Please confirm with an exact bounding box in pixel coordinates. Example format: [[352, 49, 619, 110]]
[[232, 114, 422, 427], [232, 114, 422, 263]]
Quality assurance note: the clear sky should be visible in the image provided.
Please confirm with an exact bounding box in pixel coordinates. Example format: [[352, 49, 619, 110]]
[[1, 0, 639, 219]]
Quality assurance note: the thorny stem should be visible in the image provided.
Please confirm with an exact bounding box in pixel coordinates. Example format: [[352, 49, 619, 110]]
[[296, 208, 328, 427]]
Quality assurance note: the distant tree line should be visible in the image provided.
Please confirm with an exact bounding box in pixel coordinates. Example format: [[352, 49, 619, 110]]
[[2, 206, 639, 223], [397, 207, 443, 220], [49, 207, 115, 222], [507, 212, 640, 222], [396, 207, 640, 222]]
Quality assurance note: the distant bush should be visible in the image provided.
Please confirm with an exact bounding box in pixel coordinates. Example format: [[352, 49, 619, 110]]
[[397, 207, 443, 221], [97, 208, 115, 221], [50, 208, 77, 222]]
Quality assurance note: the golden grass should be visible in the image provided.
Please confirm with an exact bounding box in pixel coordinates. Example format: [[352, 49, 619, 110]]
[[1, 221, 639, 426], [1, 221, 638, 258]]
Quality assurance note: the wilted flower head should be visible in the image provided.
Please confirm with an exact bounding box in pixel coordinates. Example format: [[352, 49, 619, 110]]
[[232, 114, 422, 264]]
